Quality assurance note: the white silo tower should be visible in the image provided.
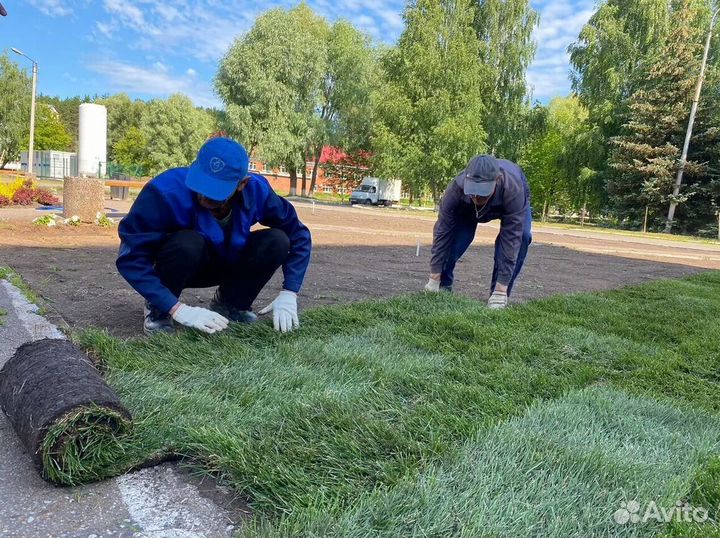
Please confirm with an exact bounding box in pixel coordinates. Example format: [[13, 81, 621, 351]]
[[77, 103, 108, 177]]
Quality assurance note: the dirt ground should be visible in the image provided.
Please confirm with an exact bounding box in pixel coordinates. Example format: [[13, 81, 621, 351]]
[[1, 201, 718, 338]]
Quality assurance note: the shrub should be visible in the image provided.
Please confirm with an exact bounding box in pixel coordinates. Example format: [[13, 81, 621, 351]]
[[34, 188, 60, 206], [0, 178, 25, 200], [12, 187, 36, 206], [0, 195, 10, 207]]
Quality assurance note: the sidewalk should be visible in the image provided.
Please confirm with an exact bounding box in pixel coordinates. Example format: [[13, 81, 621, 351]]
[[0, 279, 239, 538]]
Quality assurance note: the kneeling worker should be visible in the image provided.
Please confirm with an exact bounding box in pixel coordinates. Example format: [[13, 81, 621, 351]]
[[425, 155, 531, 309], [116, 137, 312, 335]]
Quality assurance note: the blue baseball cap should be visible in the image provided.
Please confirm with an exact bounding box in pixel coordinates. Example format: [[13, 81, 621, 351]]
[[463, 155, 500, 197], [186, 138, 249, 201]]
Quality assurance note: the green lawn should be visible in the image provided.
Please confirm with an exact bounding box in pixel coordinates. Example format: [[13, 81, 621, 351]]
[[77, 272, 720, 537]]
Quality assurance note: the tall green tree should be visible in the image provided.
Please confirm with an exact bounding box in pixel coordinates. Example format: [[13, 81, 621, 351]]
[[140, 94, 216, 176], [474, 0, 538, 160], [685, 59, 720, 235], [0, 53, 31, 168], [373, 0, 488, 203], [38, 95, 87, 151], [32, 103, 72, 151], [569, 0, 671, 139], [520, 96, 600, 219], [112, 126, 150, 174], [607, 0, 706, 231], [306, 20, 378, 195], [216, 5, 327, 196]]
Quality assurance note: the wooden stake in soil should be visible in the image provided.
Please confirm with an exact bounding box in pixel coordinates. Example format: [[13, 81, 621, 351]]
[[63, 176, 105, 223]]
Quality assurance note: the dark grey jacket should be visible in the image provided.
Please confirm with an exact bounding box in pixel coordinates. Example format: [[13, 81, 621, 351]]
[[430, 159, 530, 285]]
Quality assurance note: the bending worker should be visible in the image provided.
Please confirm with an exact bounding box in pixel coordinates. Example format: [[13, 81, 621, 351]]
[[425, 154, 531, 309], [116, 137, 312, 335]]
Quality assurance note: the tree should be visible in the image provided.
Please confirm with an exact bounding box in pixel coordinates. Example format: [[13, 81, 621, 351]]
[[569, 0, 673, 192], [216, 5, 328, 196], [607, 0, 706, 231], [520, 97, 599, 220], [38, 95, 86, 151], [0, 53, 31, 168], [373, 0, 488, 203], [31, 103, 72, 151], [112, 126, 149, 174], [474, 0, 538, 160], [319, 148, 371, 199], [608, 0, 704, 228], [306, 20, 378, 195], [140, 94, 216, 176], [684, 58, 720, 236], [570, 0, 671, 138]]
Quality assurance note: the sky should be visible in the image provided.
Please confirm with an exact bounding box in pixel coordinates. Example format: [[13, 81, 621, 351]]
[[1, 0, 596, 108]]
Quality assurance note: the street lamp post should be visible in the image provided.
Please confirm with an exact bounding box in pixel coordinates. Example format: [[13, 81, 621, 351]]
[[665, 7, 720, 233], [11, 47, 38, 178]]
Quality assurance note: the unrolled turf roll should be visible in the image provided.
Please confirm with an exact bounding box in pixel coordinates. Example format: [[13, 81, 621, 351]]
[[0, 339, 132, 485]]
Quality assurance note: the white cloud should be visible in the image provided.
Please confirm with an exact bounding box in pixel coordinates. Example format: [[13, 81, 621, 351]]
[[96, 21, 113, 38], [88, 60, 219, 108], [86, 0, 594, 104], [103, 0, 156, 34], [27, 0, 73, 17], [527, 0, 595, 101], [96, 0, 405, 62]]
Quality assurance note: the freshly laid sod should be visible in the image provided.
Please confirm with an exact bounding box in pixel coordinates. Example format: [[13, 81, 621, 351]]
[[301, 387, 720, 537], [77, 272, 720, 536]]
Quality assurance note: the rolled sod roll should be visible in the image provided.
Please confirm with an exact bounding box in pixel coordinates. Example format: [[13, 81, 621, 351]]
[[0, 339, 132, 485]]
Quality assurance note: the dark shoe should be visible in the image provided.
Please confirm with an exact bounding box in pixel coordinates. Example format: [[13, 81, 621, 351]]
[[143, 302, 175, 336], [210, 291, 258, 324]]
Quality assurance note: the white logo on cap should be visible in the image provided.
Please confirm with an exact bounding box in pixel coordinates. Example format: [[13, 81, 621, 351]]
[[210, 157, 225, 173]]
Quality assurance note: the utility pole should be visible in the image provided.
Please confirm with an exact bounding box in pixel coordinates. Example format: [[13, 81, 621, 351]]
[[11, 48, 38, 178], [665, 7, 720, 233]]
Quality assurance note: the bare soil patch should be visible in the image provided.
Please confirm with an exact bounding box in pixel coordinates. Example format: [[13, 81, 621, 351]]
[[0, 204, 709, 338]]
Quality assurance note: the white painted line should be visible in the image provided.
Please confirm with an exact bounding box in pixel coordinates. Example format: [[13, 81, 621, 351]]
[[117, 465, 235, 538]]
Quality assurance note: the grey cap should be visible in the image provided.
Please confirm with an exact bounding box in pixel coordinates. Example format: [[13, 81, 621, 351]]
[[463, 155, 500, 197]]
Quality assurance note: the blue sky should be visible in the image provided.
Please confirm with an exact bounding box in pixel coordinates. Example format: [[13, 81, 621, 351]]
[[1, 0, 596, 108]]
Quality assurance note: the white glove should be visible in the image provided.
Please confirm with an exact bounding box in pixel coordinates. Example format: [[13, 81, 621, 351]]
[[424, 278, 440, 292], [171, 304, 229, 334], [488, 291, 508, 309], [259, 290, 299, 333]]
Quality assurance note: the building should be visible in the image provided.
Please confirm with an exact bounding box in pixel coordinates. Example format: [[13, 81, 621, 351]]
[[20, 150, 78, 180], [252, 147, 369, 195]]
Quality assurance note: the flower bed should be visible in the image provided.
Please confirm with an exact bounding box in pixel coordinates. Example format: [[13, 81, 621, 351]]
[[0, 178, 60, 207]]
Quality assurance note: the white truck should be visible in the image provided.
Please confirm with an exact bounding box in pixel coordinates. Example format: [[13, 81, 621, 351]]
[[349, 177, 402, 207]]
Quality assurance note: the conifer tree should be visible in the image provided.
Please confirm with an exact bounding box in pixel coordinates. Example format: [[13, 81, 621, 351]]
[[608, 0, 705, 229]]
